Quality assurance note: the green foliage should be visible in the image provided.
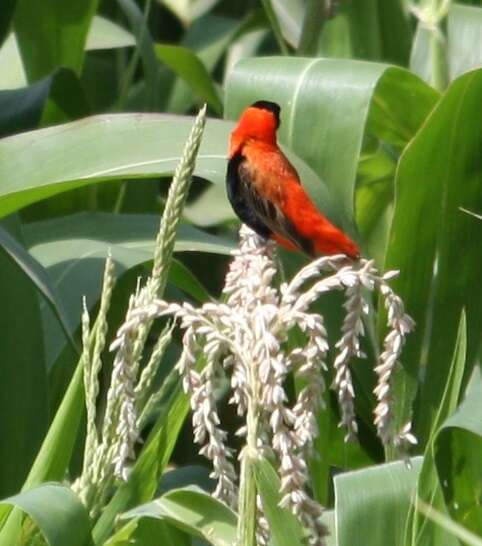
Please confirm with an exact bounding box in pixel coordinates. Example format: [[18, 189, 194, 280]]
[[254, 458, 305, 546], [0, 217, 47, 498], [386, 69, 482, 445], [0, 484, 93, 546], [0, 0, 481, 545], [121, 488, 238, 546], [334, 458, 423, 546]]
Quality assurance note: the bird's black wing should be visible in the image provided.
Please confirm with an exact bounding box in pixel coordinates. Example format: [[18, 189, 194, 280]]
[[226, 153, 313, 255], [226, 153, 272, 239]]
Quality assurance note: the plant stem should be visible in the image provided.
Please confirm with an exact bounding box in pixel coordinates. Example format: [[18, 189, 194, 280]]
[[237, 450, 257, 546], [429, 27, 449, 91]]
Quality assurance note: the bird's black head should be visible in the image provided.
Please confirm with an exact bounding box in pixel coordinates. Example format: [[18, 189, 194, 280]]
[[251, 100, 281, 128]]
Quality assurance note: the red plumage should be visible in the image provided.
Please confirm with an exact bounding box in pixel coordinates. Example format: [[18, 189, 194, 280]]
[[226, 101, 360, 260]]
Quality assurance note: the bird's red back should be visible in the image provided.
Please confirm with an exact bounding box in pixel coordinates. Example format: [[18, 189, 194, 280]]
[[227, 102, 360, 260]]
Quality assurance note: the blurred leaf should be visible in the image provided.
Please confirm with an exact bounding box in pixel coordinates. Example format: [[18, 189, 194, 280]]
[[340, 0, 382, 60], [121, 488, 237, 546], [334, 457, 423, 546], [0, 33, 25, 90], [156, 0, 221, 27], [24, 213, 234, 260], [429, 311, 467, 446], [154, 44, 222, 113], [23, 365, 84, 488], [80, 53, 119, 112], [13, 0, 98, 81], [416, 500, 482, 546], [367, 67, 439, 148], [0, 221, 76, 351], [0, 114, 232, 217], [385, 69, 482, 446], [411, 312, 466, 546], [167, 15, 240, 113], [225, 57, 437, 234], [318, 12, 352, 58], [448, 3, 482, 80], [319, 0, 399, 61], [0, 0, 16, 45], [377, 0, 412, 65], [182, 15, 239, 69], [107, 517, 190, 546], [103, 520, 138, 546], [39, 68, 90, 126], [261, 0, 292, 53], [116, 0, 162, 110], [0, 77, 50, 135], [184, 183, 234, 226], [410, 6, 451, 91], [0, 216, 47, 498], [355, 148, 396, 264], [23, 212, 233, 365], [435, 366, 482, 535], [85, 15, 135, 50], [269, 0, 304, 49], [0, 16, 129, 92], [158, 465, 213, 495], [225, 28, 268, 76], [0, 483, 93, 546], [0, 68, 90, 137], [254, 458, 305, 546], [313, 390, 377, 481], [296, 0, 327, 56], [0, 363, 85, 545], [170, 258, 211, 302]]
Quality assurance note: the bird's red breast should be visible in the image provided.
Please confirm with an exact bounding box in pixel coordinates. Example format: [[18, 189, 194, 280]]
[[226, 101, 360, 260]]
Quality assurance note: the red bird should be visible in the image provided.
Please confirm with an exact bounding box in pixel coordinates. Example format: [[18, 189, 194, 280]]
[[226, 100, 360, 259]]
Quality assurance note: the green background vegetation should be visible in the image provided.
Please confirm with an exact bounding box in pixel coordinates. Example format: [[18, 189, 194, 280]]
[[0, 0, 481, 545]]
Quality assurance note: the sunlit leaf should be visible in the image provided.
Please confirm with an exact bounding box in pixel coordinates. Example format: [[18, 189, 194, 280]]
[[13, 0, 98, 80], [0, 483, 93, 546], [0, 33, 26, 90], [85, 15, 135, 50], [0, 114, 231, 217], [156, 0, 221, 27], [254, 458, 305, 546], [448, 3, 482, 80], [24, 212, 233, 365], [384, 69, 482, 444], [269, 0, 304, 48], [154, 44, 222, 113], [335, 457, 423, 546], [121, 488, 237, 546]]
